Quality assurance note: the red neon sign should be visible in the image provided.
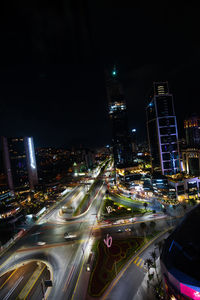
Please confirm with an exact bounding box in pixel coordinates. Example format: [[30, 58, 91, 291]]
[[180, 283, 200, 300]]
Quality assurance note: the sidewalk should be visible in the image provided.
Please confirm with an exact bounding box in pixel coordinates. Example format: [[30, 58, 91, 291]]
[[133, 258, 161, 300]]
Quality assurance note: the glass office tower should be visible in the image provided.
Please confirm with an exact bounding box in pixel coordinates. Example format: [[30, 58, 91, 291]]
[[2, 137, 38, 192], [146, 82, 180, 175]]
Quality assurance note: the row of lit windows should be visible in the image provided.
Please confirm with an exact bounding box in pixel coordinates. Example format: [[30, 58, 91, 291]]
[[184, 120, 200, 128]]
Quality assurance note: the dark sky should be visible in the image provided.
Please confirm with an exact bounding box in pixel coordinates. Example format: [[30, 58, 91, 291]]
[[1, 1, 200, 148]]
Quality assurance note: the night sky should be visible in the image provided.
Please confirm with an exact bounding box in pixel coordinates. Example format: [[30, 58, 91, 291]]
[[1, 1, 200, 148]]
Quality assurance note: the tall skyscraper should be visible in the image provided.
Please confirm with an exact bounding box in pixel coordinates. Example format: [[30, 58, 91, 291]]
[[106, 66, 132, 167], [2, 137, 38, 192], [146, 82, 180, 175]]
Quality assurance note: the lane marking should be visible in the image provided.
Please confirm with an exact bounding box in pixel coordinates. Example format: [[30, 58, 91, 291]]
[[0, 268, 18, 290], [71, 255, 86, 300], [63, 265, 75, 292], [136, 258, 142, 267], [3, 275, 23, 300], [134, 257, 139, 264], [17, 265, 46, 300], [16, 239, 86, 253], [0, 254, 14, 270], [140, 261, 144, 269]]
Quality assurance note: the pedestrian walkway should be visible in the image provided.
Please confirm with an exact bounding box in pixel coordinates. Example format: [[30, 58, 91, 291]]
[[133, 256, 146, 271]]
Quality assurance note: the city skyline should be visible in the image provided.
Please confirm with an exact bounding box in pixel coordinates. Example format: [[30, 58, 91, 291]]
[[1, 3, 200, 300], [0, 2, 200, 147]]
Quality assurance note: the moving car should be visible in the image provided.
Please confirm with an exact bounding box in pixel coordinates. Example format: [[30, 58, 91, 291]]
[[125, 228, 131, 232], [37, 241, 46, 246], [64, 233, 77, 239]]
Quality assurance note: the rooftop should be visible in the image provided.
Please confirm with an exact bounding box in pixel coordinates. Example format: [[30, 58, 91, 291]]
[[161, 204, 200, 284]]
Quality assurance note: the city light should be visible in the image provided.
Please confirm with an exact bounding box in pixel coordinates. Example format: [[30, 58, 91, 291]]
[[28, 137, 36, 169], [112, 70, 116, 76]]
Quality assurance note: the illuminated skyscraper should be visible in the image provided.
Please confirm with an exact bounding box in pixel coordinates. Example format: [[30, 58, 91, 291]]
[[106, 66, 132, 167], [146, 82, 180, 175], [2, 137, 38, 192]]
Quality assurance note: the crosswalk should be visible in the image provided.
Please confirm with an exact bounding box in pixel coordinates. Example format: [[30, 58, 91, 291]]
[[133, 256, 146, 271]]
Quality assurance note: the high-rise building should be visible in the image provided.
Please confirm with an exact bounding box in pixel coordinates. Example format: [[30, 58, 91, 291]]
[[184, 114, 200, 148], [2, 137, 38, 192], [146, 82, 180, 175], [106, 66, 132, 167], [182, 114, 200, 176], [161, 205, 200, 300]]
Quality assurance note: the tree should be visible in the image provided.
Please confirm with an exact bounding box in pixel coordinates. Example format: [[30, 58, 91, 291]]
[[143, 202, 148, 211], [182, 204, 187, 212], [150, 251, 159, 283], [149, 221, 156, 234], [154, 240, 164, 256], [140, 222, 147, 238], [189, 198, 196, 206], [144, 258, 153, 276]]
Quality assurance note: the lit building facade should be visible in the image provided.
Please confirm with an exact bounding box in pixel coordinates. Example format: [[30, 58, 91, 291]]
[[161, 205, 200, 300], [2, 137, 38, 192], [184, 115, 200, 148], [182, 115, 200, 176], [106, 66, 132, 167], [168, 175, 200, 200], [146, 82, 180, 175], [182, 149, 200, 176]]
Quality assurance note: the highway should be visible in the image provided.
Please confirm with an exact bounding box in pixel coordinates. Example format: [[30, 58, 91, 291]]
[[0, 261, 50, 300], [0, 162, 186, 300], [0, 175, 106, 300]]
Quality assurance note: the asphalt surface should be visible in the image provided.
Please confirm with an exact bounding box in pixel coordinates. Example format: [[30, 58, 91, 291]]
[[0, 261, 50, 300], [0, 178, 106, 300], [0, 166, 188, 300]]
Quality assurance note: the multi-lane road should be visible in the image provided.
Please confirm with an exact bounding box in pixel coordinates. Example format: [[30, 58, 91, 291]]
[[0, 177, 107, 300], [0, 261, 50, 300], [0, 168, 185, 300]]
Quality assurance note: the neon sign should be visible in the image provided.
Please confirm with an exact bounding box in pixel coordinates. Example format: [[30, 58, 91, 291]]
[[180, 283, 200, 300], [104, 234, 112, 248], [194, 292, 200, 298], [28, 138, 36, 169], [106, 206, 113, 214]]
